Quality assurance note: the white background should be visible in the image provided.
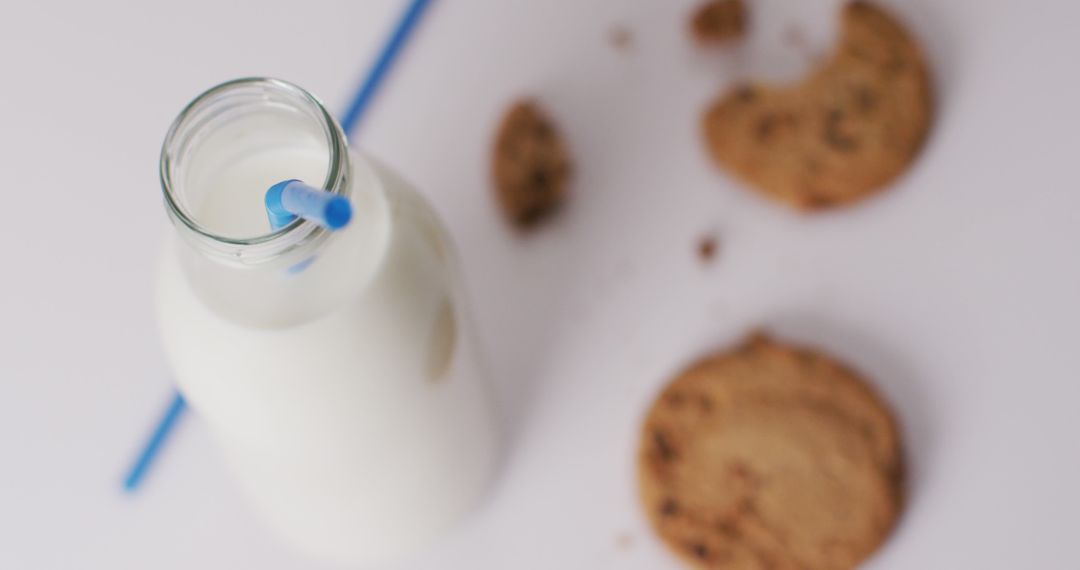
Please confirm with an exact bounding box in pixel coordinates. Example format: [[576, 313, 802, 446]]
[[1, 0, 1078, 568]]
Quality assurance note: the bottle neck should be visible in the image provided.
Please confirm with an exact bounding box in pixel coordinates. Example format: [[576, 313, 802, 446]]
[[158, 79, 389, 328], [159, 78, 351, 267]]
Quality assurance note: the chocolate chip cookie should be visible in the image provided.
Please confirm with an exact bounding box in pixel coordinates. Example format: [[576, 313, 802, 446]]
[[638, 334, 903, 569], [492, 100, 572, 227], [702, 1, 933, 210]]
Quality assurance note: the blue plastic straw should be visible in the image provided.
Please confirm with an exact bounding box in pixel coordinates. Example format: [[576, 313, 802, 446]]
[[267, 180, 352, 274], [123, 0, 433, 493], [339, 0, 434, 136], [123, 393, 186, 491], [265, 179, 353, 230]]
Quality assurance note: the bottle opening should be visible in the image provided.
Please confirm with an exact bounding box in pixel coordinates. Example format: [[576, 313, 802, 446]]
[[159, 78, 349, 263]]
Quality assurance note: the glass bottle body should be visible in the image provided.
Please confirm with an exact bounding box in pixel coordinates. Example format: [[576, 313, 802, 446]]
[[156, 79, 497, 564]]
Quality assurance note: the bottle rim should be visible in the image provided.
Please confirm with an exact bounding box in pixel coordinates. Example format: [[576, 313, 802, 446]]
[[158, 77, 350, 265]]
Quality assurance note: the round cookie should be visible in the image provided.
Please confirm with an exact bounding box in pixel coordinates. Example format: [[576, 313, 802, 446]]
[[638, 335, 903, 570], [702, 1, 933, 210], [491, 100, 572, 228], [670, 334, 902, 482]]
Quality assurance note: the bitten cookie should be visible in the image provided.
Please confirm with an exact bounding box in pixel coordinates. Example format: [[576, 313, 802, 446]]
[[638, 334, 903, 570], [492, 100, 572, 228], [690, 0, 747, 44], [702, 1, 933, 210]]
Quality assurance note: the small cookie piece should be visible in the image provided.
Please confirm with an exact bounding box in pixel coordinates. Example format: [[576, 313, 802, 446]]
[[492, 101, 572, 227], [697, 234, 718, 264], [638, 334, 903, 570], [610, 25, 634, 53], [702, 1, 933, 210], [690, 0, 747, 44]]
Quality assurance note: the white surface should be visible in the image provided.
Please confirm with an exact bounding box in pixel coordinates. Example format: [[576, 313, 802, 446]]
[[0, 0, 1077, 568]]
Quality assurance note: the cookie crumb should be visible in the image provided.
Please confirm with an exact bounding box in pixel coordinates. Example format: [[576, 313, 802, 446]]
[[697, 234, 718, 263], [690, 0, 746, 44], [492, 101, 572, 228], [609, 25, 634, 52], [615, 531, 635, 550]]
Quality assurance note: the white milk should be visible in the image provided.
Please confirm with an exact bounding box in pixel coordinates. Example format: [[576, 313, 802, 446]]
[[155, 79, 497, 565]]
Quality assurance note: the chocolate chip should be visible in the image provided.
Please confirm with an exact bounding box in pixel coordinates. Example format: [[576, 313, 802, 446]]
[[531, 169, 550, 191], [665, 392, 686, 407], [734, 85, 757, 103], [533, 121, 553, 140], [755, 115, 776, 141], [660, 498, 680, 516], [653, 429, 676, 461], [823, 108, 858, 151], [730, 462, 752, 481], [689, 542, 710, 560], [698, 395, 714, 413], [716, 518, 742, 538], [854, 86, 878, 113], [756, 112, 798, 142]]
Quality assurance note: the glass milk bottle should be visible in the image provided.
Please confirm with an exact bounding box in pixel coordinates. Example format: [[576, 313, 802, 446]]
[[155, 78, 497, 564]]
